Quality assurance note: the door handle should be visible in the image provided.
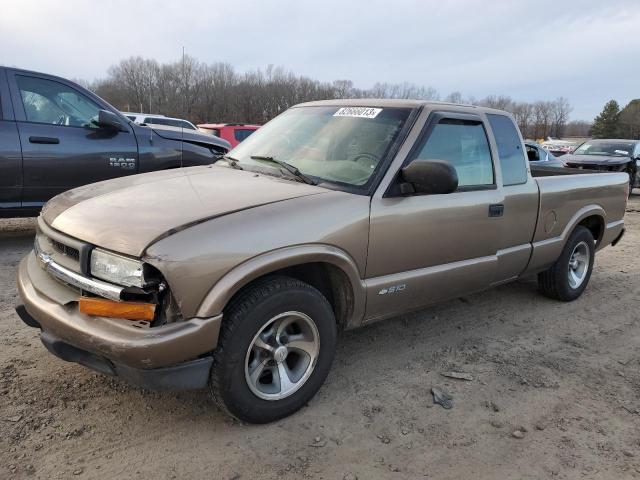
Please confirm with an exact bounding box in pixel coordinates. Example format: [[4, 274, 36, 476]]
[[29, 136, 60, 144], [488, 204, 504, 217]]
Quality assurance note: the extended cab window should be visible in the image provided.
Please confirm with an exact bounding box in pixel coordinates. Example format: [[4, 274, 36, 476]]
[[416, 119, 494, 187], [16, 75, 100, 128], [526, 144, 541, 161], [487, 114, 527, 185]]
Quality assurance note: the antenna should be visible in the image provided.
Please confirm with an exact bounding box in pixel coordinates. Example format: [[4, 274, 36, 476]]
[[181, 46, 185, 167]]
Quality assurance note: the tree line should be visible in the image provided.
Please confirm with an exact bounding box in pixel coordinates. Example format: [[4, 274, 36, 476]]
[[590, 99, 640, 139], [86, 55, 588, 138]]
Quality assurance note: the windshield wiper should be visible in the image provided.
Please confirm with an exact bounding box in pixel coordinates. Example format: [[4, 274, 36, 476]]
[[250, 155, 316, 185], [220, 155, 244, 170]]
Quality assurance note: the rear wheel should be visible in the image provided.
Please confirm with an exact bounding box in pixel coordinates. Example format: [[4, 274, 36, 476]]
[[538, 226, 595, 301], [209, 276, 337, 423]]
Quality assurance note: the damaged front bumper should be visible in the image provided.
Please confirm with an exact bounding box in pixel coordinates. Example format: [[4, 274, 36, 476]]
[[16, 252, 222, 390]]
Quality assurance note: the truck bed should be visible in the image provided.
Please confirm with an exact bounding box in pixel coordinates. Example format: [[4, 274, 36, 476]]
[[523, 167, 628, 274]]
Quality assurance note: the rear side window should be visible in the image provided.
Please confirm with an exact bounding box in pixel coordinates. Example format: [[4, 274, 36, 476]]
[[487, 114, 527, 185], [416, 119, 494, 187], [234, 128, 255, 142]]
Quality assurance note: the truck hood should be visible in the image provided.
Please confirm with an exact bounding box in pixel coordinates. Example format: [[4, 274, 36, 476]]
[[562, 153, 632, 166], [41, 166, 327, 257]]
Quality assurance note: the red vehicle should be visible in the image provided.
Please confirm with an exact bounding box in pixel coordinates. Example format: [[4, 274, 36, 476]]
[[197, 123, 260, 148]]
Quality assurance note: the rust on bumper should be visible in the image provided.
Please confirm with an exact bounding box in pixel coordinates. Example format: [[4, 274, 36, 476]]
[[17, 252, 222, 369]]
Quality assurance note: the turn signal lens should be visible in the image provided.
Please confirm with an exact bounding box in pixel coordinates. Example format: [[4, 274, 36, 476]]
[[79, 297, 156, 321]]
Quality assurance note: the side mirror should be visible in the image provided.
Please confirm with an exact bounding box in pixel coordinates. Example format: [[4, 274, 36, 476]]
[[401, 159, 458, 195], [94, 109, 127, 132]]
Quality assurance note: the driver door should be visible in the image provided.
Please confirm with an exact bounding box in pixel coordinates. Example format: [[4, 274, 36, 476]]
[[6, 70, 138, 207], [364, 112, 503, 322]]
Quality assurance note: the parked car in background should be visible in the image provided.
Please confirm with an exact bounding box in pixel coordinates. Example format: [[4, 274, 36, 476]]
[[16, 99, 629, 423], [541, 139, 577, 156], [123, 112, 198, 130], [525, 142, 565, 167], [197, 123, 260, 148], [0, 67, 230, 218], [562, 139, 640, 192]]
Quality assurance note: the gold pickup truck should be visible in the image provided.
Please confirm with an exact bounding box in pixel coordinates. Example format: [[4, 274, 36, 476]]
[[16, 100, 628, 423]]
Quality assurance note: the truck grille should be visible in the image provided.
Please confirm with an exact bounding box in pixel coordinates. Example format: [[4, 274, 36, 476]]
[[50, 238, 80, 261]]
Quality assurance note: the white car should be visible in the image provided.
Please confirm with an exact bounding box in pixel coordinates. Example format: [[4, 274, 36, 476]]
[[122, 112, 197, 130]]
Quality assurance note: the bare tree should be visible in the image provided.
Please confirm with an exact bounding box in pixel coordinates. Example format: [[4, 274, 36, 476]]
[[444, 91, 463, 104], [550, 97, 572, 138], [564, 120, 592, 137], [481, 95, 513, 111], [90, 56, 576, 132], [512, 102, 534, 138]]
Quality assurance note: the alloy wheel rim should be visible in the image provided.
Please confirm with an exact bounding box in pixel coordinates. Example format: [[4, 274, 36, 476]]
[[568, 241, 590, 289], [244, 311, 320, 401]]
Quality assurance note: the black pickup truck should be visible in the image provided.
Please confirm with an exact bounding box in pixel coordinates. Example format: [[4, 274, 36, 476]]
[[0, 67, 231, 218]]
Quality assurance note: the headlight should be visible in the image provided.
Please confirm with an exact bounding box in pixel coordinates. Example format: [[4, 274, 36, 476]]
[[90, 249, 146, 288], [636, 159, 640, 167]]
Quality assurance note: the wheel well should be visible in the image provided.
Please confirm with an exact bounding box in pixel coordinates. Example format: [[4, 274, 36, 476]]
[[578, 215, 604, 244], [227, 263, 355, 330]]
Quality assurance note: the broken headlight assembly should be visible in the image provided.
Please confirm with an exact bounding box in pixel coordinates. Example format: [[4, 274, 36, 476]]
[[88, 248, 180, 325], [90, 248, 157, 289]]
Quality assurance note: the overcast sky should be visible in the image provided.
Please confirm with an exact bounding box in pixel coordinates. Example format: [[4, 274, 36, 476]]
[[1, 0, 638, 120]]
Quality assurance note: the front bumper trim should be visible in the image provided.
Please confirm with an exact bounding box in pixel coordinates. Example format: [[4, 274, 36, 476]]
[[18, 253, 223, 369], [34, 239, 124, 301]]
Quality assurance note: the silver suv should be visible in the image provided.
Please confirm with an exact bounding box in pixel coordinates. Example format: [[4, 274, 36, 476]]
[[122, 112, 197, 130]]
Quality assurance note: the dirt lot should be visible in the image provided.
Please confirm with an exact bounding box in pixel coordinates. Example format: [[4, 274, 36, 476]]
[[1, 196, 639, 480]]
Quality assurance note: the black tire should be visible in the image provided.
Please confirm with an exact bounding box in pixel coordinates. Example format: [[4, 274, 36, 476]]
[[209, 276, 337, 423], [538, 225, 595, 301], [629, 165, 637, 196]]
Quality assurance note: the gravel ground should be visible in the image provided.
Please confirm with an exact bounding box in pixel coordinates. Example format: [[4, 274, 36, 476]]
[[1, 196, 639, 480]]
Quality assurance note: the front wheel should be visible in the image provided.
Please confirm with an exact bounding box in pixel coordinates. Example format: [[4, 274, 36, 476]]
[[538, 225, 595, 301], [209, 276, 337, 423]]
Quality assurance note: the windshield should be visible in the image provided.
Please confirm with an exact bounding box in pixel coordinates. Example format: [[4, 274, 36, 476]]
[[229, 106, 412, 187], [573, 141, 635, 157]]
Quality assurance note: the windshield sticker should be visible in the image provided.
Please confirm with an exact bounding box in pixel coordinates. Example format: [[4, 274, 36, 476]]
[[333, 107, 382, 119]]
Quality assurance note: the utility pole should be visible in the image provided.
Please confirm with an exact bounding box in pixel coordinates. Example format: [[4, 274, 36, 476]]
[[182, 46, 186, 118]]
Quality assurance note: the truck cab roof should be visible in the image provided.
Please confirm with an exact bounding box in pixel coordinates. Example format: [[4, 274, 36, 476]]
[[296, 98, 510, 116]]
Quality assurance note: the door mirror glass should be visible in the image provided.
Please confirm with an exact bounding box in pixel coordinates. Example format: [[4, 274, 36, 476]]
[[401, 159, 458, 195], [93, 109, 126, 132]]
